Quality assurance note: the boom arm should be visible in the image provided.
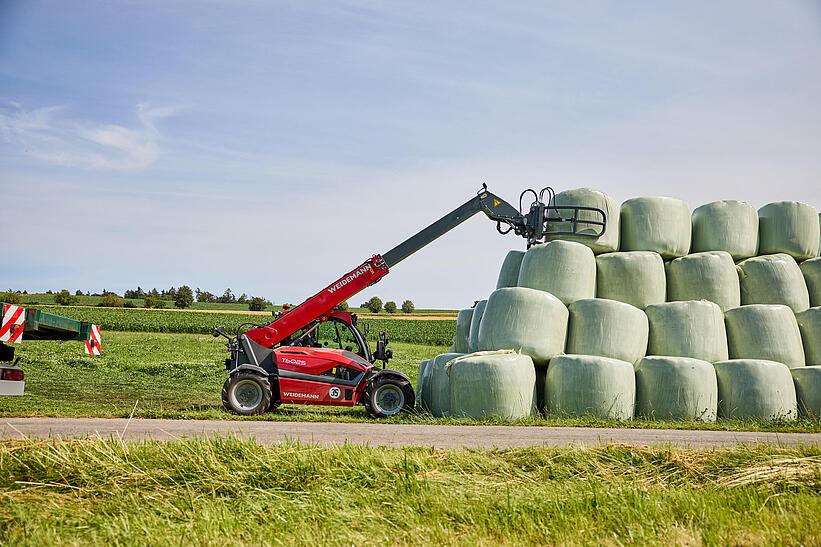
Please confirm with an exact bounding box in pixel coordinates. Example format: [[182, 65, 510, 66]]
[[382, 188, 526, 268], [242, 185, 604, 350]]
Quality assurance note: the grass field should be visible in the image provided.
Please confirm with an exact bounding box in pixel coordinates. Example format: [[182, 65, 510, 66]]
[[0, 438, 819, 545], [2, 331, 819, 433]]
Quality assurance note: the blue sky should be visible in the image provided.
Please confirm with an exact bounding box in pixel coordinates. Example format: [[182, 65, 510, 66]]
[[1, 1, 820, 307]]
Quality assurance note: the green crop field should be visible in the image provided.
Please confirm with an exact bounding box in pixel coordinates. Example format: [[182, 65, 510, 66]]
[[30, 306, 456, 345], [11, 293, 457, 315], [1, 438, 819, 545]]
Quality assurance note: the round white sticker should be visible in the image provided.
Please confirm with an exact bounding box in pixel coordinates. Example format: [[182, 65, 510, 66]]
[[329, 386, 341, 399]]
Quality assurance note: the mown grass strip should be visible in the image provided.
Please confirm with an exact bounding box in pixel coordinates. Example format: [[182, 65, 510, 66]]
[[2, 332, 820, 432], [0, 438, 819, 545]]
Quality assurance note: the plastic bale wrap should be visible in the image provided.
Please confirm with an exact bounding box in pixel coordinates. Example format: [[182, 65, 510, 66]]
[[467, 299, 487, 353], [427, 353, 465, 417], [758, 201, 820, 262], [645, 301, 728, 363], [545, 355, 635, 419], [451, 308, 473, 353], [566, 298, 648, 365], [800, 258, 821, 307], [795, 308, 821, 365], [665, 251, 741, 312], [791, 367, 821, 418], [724, 305, 805, 368], [545, 188, 620, 253], [447, 350, 536, 420], [496, 250, 525, 289], [416, 360, 430, 410], [620, 197, 691, 259], [737, 254, 810, 313], [596, 251, 666, 309], [419, 360, 434, 412], [517, 241, 596, 305], [691, 200, 758, 260], [635, 357, 717, 421], [713, 359, 797, 420], [477, 287, 568, 367]]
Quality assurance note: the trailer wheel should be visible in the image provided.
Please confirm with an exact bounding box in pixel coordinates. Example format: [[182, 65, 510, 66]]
[[222, 372, 272, 415], [365, 378, 414, 418]]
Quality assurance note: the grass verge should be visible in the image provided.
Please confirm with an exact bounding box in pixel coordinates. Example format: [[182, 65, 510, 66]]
[[1, 332, 819, 432], [0, 438, 819, 545]]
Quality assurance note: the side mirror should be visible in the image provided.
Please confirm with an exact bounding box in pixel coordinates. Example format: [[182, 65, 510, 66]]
[[212, 325, 226, 338], [374, 331, 391, 368]]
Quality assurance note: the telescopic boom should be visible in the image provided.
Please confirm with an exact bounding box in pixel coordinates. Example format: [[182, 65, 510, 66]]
[[242, 185, 605, 349]]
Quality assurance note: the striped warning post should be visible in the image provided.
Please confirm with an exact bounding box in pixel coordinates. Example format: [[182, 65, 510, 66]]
[[0, 304, 25, 344], [84, 324, 102, 356]]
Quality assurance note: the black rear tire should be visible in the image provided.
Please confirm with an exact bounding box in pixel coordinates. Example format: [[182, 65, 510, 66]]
[[365, 378, 415, 418], [222, 372, 273, 416]]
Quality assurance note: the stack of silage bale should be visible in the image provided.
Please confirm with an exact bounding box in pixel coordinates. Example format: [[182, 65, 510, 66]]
[[423, 189, 821, 422]]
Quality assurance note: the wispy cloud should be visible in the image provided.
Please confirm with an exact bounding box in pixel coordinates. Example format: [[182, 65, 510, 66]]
[[0, 102, 175, 171]]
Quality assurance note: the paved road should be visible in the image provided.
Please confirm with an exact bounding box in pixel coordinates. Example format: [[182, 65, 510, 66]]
[[1, 418, 819, 448]]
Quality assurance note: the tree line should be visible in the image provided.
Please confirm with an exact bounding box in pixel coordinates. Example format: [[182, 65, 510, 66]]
[[358, 297, 415, 314], [1, 286, 273, 311]]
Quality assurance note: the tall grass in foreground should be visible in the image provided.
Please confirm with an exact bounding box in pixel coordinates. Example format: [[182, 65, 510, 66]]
[[0, 438, 819, 545]]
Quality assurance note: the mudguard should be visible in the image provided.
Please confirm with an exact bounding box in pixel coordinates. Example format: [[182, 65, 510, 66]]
[[368, 368, 412, 386], [232, 364, 271, 378]]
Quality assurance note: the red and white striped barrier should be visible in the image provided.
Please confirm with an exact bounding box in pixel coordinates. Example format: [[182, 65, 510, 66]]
[[84, 324, 102, 356], [0, 304, 25, 344]]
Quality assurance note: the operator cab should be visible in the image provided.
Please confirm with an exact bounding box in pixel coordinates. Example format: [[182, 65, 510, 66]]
[[288, 315, 372, 362]]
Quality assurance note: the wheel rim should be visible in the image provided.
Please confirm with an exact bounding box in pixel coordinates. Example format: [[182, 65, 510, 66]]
[[232, 379, 263, 411], [373, 384, 404, 416]]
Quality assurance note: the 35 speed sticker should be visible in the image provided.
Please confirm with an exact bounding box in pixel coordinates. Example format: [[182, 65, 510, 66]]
[[329, 386, 341, 399]]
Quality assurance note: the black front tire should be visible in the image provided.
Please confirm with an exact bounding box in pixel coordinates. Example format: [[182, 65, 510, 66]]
[[222, 372, 273, 416], [365, 378, 415, 418]]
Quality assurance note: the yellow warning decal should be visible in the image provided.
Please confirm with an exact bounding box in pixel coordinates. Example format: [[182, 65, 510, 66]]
[[493, 199, 501, 207]]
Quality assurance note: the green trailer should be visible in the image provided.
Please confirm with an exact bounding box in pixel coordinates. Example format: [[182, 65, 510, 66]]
[[1, 302, 101, 396]]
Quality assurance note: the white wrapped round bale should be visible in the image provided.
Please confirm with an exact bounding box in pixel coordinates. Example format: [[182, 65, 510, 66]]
[[451, 308, 474, 353], [416, 360, 430, 411], [724, 305, 805, 368], [467, 299, 487, 353], [758, 201, 820, 262], [545, 355, 635, 419], [736, 254, 810, 313], [496, 250, 525, 289], [566, 298, 648, 365], [596, 251, 666, 309], [635, 357, 717, 422], [791, 367, 821, 418], [427, 352, 465, 417], [800, 258, 821, 307], [691, 200, 758, 260], [665, 251, 740, 312], [477, 287, 568, 366], [517, 241, 596, 305], [545, 187, 620, 254], [620, 197, 691, 259], [795, 308, 821, 366], [713, 359, 797, 420], [645, 301, 728, 363], [448, 350, 536, 420]]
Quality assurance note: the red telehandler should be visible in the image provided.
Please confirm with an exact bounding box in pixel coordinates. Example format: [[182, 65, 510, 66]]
[[214, 185, 605, 417]]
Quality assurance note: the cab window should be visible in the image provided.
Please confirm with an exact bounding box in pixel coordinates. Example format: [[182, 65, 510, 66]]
[[315, 319, 363, 356]]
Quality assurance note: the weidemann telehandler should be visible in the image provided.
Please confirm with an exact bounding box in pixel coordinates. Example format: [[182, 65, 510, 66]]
[[215, 185, 605, 417]]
